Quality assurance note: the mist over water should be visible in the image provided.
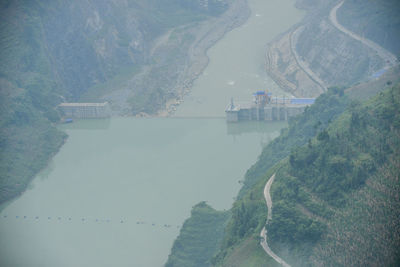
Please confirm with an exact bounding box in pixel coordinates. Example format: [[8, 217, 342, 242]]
[[175, 0, 304, 117], [0, 118, 285, 266], [0, 0, 303, 266]]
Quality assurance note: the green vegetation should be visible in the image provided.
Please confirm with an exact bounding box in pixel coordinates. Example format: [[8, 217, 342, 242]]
[[311, 150, 400, 266], [215, 237, 279, 267], [267, 85, 400, 265], [172, 83, 399, 267], [0, 2, 67, 204], [345, 66, 400, 101], [213, 165, 280, 266], [168, 87, 350, 266], [165, 202, 230, 267], [238, 87, 349, 198], [0, 0, 230, 204], [216, 85, 400, 266], [0, 82, 66, 204]]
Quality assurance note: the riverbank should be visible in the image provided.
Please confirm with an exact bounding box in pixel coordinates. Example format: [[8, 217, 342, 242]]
[[0, 117, 283, 267], [102, 0, 251, 117], [0, 0, 250, 206], [157, 0, 251, 117], [264, 0, 394, 98], [0, 119, 67, 207]]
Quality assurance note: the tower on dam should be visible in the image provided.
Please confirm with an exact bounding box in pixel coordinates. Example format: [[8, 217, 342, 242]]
[[225, 91, 315, 122]]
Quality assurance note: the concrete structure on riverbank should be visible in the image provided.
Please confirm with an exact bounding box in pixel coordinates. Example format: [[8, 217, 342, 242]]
[[226, 91, 314, 122], [58, 102, 111, 118]]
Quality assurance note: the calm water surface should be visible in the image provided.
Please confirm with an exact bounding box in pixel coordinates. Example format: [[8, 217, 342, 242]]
[[175, 0, 304, 117], [0, 0, 304, 266], [0, 118, 285, 267]]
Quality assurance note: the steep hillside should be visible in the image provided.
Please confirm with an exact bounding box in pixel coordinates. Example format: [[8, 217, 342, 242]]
[[167, 1, 400, 265], [0, 79, 66, 204], [212, 87, 350, 266], [264, 0, 399, 98], [267, 84, 400, 266], [168, 81, 400, 266], [238, 87, 349, 198], [217, 84, 400, 266], [167, 87, 350, 266], [0, 0, 230, 104], [166, 202, 230, 267]]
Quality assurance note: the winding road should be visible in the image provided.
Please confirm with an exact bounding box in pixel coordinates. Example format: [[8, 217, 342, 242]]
[[260, 174, 291, 267], [290, 26, 327, 92], [329, 0, 398, 68], [287, 0, 398, 96], [259, 1, 397, 265]]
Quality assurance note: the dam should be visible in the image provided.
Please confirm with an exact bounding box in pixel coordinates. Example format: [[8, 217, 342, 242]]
[[58, 102, 111, 118], [0, 1, 306, 266], [226, 91, 315, 122]]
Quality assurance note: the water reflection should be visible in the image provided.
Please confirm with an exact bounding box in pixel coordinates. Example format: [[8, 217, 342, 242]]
[[226, 121, 286, 149], [226, 121, 286, 136]]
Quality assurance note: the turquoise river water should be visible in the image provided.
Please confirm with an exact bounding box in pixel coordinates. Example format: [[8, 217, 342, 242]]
[[0, 0, 304, 266]]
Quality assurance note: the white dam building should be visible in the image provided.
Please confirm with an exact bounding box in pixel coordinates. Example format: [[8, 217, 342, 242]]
[[226, 91, 315, 122], [58, 102, 111, 118]]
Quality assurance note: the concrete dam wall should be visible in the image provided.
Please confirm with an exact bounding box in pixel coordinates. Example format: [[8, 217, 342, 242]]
[[58, 102, 111, 118], [226, 91, 314, 122]]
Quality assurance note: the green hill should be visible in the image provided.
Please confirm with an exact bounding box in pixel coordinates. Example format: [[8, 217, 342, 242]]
[[220, 84, 400, 266], [167, 83, 400, 266], [166, 87, 350, 266], [166, 202, 230, 267]]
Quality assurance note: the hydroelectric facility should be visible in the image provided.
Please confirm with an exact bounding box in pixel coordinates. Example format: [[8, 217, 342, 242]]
[[226, 91, 315, 122], [58, 102, 111, 118]]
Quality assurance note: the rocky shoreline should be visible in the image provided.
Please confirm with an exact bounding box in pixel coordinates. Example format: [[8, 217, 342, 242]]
[[103, 0, 251, 117], [264, 0, 388, 98], [158, 0, 251, 117]]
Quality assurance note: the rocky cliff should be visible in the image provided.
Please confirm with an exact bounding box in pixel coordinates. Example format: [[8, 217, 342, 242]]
[[1, 0, 235, 104], [265, 0, 398, 98]]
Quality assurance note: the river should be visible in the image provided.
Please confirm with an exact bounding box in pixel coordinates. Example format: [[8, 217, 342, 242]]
[[175, 0, 304, 117], [0, 0, 303, 266]]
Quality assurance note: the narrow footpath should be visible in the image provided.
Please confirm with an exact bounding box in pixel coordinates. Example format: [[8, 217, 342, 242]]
[[260, 174, 291, 267], [290, 26, 327, 92], [329, 0, 398, 68]]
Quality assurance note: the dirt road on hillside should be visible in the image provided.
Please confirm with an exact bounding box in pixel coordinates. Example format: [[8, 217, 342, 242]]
[[260, 174, 291, 267], [329, 0, 398, 68]]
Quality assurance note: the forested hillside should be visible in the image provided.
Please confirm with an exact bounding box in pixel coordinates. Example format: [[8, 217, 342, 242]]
[[238, 87, 349, 198], [167, 81, 400, 266], [166, 202, 230, 267], [211, 87, 350, 266], [168, 87, 350, 266], [0, 0, 228, 105], [166, 1, 400, 265], [0, 0, 230, 205], [269, 84, 399, 266], [215, 85, 400, 266]]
